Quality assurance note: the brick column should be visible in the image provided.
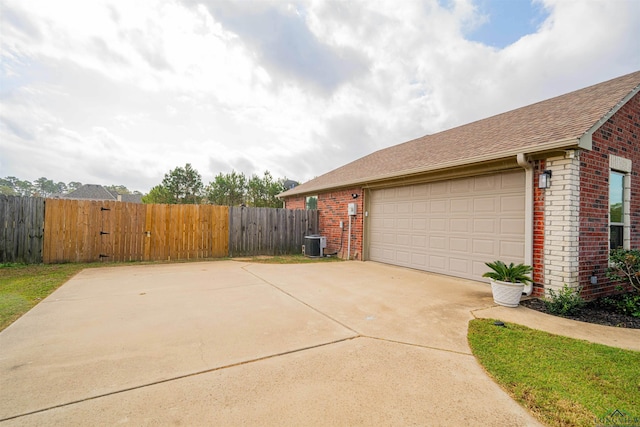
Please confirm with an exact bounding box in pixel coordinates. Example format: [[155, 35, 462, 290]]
[[543, 151, 581, 292]]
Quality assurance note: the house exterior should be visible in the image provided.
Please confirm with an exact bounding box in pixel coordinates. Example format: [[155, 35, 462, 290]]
[[283, 180, 300, 190], [60, 184, 143, 203], [280, 71, 640, 298]]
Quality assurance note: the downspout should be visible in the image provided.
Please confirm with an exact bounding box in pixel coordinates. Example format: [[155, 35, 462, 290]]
[[517, 153, 534, 296]]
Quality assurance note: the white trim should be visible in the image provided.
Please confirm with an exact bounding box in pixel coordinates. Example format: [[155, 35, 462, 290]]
[[517, 153, 534, 296], [610, 154, 632, 173], [624, 173, 632, 249], [609, 155, 632, 250], [579, 83, 640, 150]]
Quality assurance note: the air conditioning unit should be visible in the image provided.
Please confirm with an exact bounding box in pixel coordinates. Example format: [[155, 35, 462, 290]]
[[304, 235, 326, 257]]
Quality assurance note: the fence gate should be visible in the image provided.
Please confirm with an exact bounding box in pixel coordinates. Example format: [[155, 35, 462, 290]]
[[44, 200, 162, 263]]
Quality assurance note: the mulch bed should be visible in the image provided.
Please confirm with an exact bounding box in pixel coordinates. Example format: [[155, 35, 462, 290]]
[[520, 298, 640, 329]]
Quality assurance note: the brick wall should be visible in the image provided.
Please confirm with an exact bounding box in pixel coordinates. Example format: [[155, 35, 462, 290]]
[[283, 188, 365, 259], [578, 92, 640, 299], [532, 160, 546, 297], [317, 188, 364, 259], [543, 152, 581, 293], [283, 196, 305, 210]]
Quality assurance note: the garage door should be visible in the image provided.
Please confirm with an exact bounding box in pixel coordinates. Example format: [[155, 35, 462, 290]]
[[368, 170, 525, 281]]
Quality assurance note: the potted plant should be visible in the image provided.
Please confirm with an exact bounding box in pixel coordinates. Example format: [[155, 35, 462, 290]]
[[482, 261, 533, 307]]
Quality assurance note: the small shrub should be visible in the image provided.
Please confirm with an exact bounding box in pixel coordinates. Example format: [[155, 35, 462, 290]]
[[544, 285, 585, 317], [601, 288, 640, 318], [606, 249, 640, 293]]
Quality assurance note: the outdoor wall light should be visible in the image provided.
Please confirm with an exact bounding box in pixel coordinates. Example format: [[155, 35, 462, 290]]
[[351, 193, 359, 199], [538, 170, 552, 189]]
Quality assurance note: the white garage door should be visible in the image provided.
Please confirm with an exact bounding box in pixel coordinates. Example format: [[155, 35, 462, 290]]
[[369, 170, 525, 281]]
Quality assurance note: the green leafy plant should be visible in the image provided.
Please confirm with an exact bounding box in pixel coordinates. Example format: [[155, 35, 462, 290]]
[[544, 284, 585, 316], [601, 287, 640, 318], [606, 249, 640, 292], [482, 261, 532, 284], [612, 293, 640, 318]]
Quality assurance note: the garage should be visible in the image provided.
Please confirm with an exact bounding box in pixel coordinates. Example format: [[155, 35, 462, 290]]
[[368, 170, 525, 281]]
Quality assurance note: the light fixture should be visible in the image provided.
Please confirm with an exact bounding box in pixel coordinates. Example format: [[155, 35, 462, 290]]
[[351, 193, 359, 199], [538, 170, 552, 189]]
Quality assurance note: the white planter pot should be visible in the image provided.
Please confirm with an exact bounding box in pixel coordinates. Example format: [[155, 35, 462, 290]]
[[490, 279, 525, 307]]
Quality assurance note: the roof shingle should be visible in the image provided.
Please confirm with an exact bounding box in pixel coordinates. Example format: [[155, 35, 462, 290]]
[[281, 70, 640, 197], [62, 184, 143, 203], [63, 184, 117, 200]]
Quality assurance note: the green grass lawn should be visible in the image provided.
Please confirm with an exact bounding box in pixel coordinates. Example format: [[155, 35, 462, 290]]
[[233, 253, 344, 264], [0, 262, 96, 331], [468, 319, 640, 427]]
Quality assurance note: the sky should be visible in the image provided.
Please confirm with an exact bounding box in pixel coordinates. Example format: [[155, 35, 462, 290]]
[[1, 0, 639, 194]]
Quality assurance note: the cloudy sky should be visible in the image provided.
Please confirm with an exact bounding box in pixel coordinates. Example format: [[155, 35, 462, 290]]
[[1, 0, 638, 193]]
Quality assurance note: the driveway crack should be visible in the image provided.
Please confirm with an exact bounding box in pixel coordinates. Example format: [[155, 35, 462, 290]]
[[241, 265, 361, 336], [0, 336, 359, 423], [360, 335, 473, 356]]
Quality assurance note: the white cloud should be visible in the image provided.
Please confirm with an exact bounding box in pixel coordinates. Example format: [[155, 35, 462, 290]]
[[1, 0, 638, 192]]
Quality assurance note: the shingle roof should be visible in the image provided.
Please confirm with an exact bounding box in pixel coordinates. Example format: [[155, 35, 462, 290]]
[[119, 193, 143, 203], [62, 184, 143, 203], [64, 184, 117, 200], [281, 70, 640, 197]]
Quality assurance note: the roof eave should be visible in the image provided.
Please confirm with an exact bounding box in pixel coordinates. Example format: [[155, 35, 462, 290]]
[[280, 137, 583, 198], [578, 81, 640, 150]]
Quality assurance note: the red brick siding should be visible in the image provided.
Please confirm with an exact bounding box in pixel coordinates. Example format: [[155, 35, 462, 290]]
[[317, 188, 364, 259], [532, 160, 546, 297], [283, 196, 305, 210], [284, 189, 365, 259], [579, 92, 640, 299]]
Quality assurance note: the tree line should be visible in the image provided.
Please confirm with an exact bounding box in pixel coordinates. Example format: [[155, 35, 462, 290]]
[[143, 164, 289, 208], [0, 177, 137, 197], [1, 164, 293, 208]]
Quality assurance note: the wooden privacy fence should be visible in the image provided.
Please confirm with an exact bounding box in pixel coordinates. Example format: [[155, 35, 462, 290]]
[[229, 206, 319, 257], [43, 199, 229, 263], [0, 196, 319, 263], [0, 195, 45, 264]]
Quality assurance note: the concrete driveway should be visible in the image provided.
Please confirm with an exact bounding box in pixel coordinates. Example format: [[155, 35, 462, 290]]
[[1, 261, 544, 426]]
